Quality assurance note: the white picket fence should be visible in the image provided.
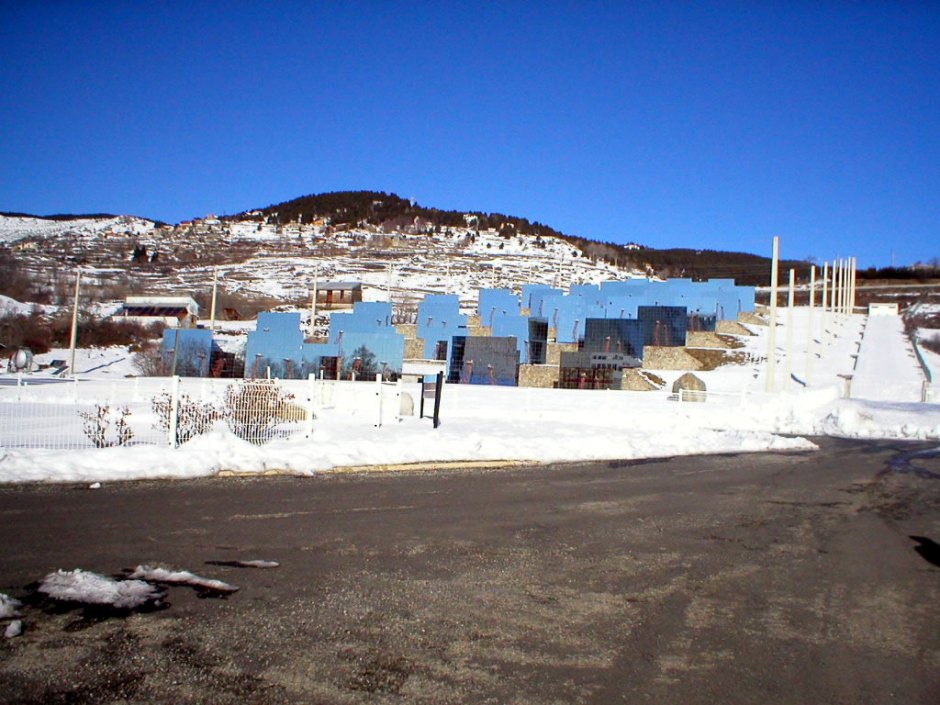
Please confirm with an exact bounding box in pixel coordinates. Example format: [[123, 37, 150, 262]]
[[0, 374, 408, 451]]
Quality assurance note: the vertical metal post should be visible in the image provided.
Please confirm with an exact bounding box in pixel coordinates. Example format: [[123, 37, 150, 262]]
[[68, 270, 82, 377], [821, 261, 829, 345], [375, 373, 384, 427], [843, 257, 849, 315], [394, 378, 402, 423], [305, 373, 316, 439], [806, 265, 816, 386], [765, 236, 779, 393], [209, 268, 218, 331], [785, 268, 795, 384], [168, 375, 180, 448], [310, 265, 319, 338], [850, 257, 857, 313], [170, 329, 180, 376], [432, 371, 443, 428], [834, 259, 842, 323]]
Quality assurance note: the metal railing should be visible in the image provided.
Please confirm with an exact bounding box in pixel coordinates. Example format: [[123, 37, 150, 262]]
[[0, 374, 413, 451]]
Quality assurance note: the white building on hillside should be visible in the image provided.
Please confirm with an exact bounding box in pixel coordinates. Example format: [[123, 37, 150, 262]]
[[119, 296, 199, 327]]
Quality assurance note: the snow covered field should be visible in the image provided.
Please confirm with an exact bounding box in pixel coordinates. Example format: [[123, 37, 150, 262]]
[[0, 308, 938, 484]]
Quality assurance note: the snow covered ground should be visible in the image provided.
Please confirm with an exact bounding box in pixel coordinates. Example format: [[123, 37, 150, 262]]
[[0, 214, 153, 243], [0, 307, 938, 484]]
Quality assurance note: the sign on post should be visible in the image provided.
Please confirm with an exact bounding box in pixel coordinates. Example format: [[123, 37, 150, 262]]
[[420, 372, 443, 429]]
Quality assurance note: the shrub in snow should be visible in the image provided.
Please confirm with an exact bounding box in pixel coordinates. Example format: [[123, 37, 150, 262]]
[[223, 379, 297, 445], [78, 404, 134, 448], [38, 569, 163, 609], [151, 391, 221, 446]]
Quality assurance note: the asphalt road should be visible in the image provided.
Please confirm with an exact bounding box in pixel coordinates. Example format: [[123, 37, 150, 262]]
[[1, 438, 938, 704]]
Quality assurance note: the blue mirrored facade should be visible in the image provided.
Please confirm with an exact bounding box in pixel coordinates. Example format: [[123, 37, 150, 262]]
[[164, 276, 754, 383]]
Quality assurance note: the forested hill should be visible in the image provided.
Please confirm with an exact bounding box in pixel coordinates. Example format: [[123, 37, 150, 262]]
[[234, 190, 809, 285], [234, 190, 568, 240]]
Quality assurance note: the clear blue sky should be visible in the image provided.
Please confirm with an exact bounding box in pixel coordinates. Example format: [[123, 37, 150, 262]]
[[2, 2, 937, 269]]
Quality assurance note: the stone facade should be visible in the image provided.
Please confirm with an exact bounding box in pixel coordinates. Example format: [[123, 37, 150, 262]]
[[518, 364, 559, 388], [404, 337, 425, 359], [618, 369, 664, 391], [395, 324, 417, 338], [546, 342, 578, 366], [716, 320, 754, 336], [643, 346, 705, 371], [686, 331, 745, 349], [738, 310, 768, 326]]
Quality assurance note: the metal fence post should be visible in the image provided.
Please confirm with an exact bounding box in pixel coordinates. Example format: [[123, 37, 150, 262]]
[[305, 373, 316, 439], [375, 373, 383, 427], [168, 375, 180, 448], [394, 379, 402, 423], [432, 371, 443, 428]]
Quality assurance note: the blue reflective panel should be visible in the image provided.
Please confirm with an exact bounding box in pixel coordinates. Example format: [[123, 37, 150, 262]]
[[336, 331, 405, 379], [417, 294, 465, 339], [684, 295, 717, 315], [340, 301, 395, 330], [521, 284, 556, 310], [478, 288, 520, 323], [554, 302, 605, 344], [568, 284, 603, 306], [529, 288, 565, 317], [714, 292, 742, 320], [491, 314, 530, 359], [256, 311, 303, 335], [450, 336, 519, 386], [161, 328, 214, 377], [604, 296, 639, 319], [736, 286, 756, 313], [638, 306, 688, 347], [329, 302, 394, 334], [582, 318, 645, 356], [245, 312, 306, 378]]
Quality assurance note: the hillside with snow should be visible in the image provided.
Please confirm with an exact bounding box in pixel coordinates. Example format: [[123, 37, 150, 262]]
[[0, 214, 155, 243], [0, 206, 644, 315]]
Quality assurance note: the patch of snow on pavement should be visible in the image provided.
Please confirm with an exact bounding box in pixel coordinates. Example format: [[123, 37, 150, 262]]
[[128, 565, 238, 593], [0, 593, 22, 619], [38, 569, 163, 609]]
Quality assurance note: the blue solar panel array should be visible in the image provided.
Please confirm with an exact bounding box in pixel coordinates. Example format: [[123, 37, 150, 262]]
[[174, 277, 753, 380], [417, 294, 468, 359], [243, 306, 403, 379]]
